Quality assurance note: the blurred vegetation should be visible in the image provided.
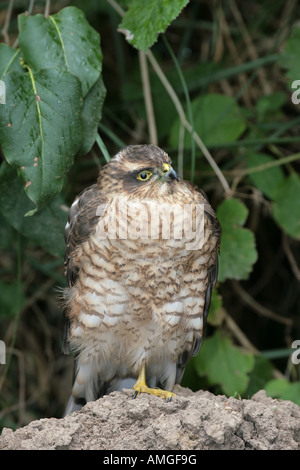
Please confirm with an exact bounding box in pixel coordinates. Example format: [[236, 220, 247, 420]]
[[0, 0, 300, 431]]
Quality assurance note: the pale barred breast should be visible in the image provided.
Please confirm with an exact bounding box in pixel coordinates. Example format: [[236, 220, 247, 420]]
[[67, 194, 216, 354]]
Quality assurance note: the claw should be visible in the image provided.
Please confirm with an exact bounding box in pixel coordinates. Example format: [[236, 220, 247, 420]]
[[132, 365, 176, 402]]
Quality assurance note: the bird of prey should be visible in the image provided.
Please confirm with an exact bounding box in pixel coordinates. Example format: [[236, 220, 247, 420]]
[[62, 145, 221, 414]]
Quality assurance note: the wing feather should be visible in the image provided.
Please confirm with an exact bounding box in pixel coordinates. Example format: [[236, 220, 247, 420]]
[[62, 184, 107, 354]]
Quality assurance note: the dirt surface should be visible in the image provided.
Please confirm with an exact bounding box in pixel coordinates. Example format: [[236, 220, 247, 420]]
[[1, 387, 299, 450]]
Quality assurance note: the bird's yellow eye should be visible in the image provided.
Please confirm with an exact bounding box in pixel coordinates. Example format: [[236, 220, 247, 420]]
[[137, 171, 152, 181]]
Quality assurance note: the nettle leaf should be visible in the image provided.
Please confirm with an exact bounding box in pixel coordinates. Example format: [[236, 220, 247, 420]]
[[0, 162, 67, 257], [216, 198, 258, 281], [194, 330, 255, 396], [246, 152, 285, 200], [0, 44, 22, 78], [272, 173, 300, 240], [0, 68, 83, 205], [170, 94, 246, 148], [119, 0, 190, 51], [18, 6, 102, 96]]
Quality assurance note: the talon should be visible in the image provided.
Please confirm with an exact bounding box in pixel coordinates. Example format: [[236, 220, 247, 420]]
[[133, 365, 176, 401]]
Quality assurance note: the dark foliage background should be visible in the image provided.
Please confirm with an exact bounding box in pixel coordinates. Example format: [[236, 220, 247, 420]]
[[0, 0, 299, 430]]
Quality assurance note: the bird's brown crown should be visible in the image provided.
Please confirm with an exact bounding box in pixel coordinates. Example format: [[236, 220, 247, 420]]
[[97, 145, 177, 197]]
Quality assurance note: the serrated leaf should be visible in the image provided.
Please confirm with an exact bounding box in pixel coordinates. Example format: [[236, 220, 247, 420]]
[[0, 44, 22, 79], [246, 152, 285, 200], [0, 68, 83, 205], [194, 330, 255, 396], [170, 94, 246, 148], [79, 75, 106, 155], [119, 0, 190, 51], [272, 173, 300, 240], [18, 6, 102, 96], [0, 162, 67, 257], [216, 198, 258, 281]]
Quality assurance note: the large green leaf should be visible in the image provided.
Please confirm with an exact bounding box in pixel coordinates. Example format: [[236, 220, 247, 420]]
[[18, 6, 102, 96], [119, 0, 190, 51], [272, 173, 300, 240], [0, 162, 67, 257], [0, 68, 83, 205], [216, 198, 258, 281], [170, 94, 246, 148], [194, 330, 255, 396]]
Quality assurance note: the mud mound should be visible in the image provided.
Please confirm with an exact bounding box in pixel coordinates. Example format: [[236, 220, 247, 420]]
[[1, 387, 299, 450]]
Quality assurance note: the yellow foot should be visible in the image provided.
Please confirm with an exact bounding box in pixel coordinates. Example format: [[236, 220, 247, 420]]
[[132, 364, 176, 402]]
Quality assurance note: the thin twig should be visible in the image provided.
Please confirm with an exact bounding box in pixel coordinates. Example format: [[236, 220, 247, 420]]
[[232, 281, 293, 326], [1, 0, 14, 44], [44, 0, 51, 17], [139, 51, 158, 145], [106, 0, 125, 17], [178, 122, 185, 179]]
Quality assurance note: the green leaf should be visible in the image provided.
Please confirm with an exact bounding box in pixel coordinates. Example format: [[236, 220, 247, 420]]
[[246, 355, 274, 398], [0, 44, 22, 79], [0, 162, 67, 257], [255, 92, 287, 121], [194, 330, 255, 396], [246, 152, 285, 199], [79, 75, 106, 155], [216, 199, 258, 281], [0, 68, 83, 205], [272, 173, 300, 240], [265, 379, 300, 407], [279, 26, 300, 87], [18, 6, 102, 96], [119, 0, 190, 51], [170, 94, 246, 148]]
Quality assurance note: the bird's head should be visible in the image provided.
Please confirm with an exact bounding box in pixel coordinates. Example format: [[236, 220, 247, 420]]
[[98, 145, 179, 198]]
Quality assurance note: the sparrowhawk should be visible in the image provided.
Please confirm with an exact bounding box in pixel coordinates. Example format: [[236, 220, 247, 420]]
[[62, 145, 221, 413]]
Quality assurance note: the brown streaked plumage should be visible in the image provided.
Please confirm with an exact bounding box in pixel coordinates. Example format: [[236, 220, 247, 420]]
[[63, 144, 221, 413]]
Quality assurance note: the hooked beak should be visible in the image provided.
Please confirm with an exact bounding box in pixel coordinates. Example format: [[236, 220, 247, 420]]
[[162, 163, 178, 181]]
